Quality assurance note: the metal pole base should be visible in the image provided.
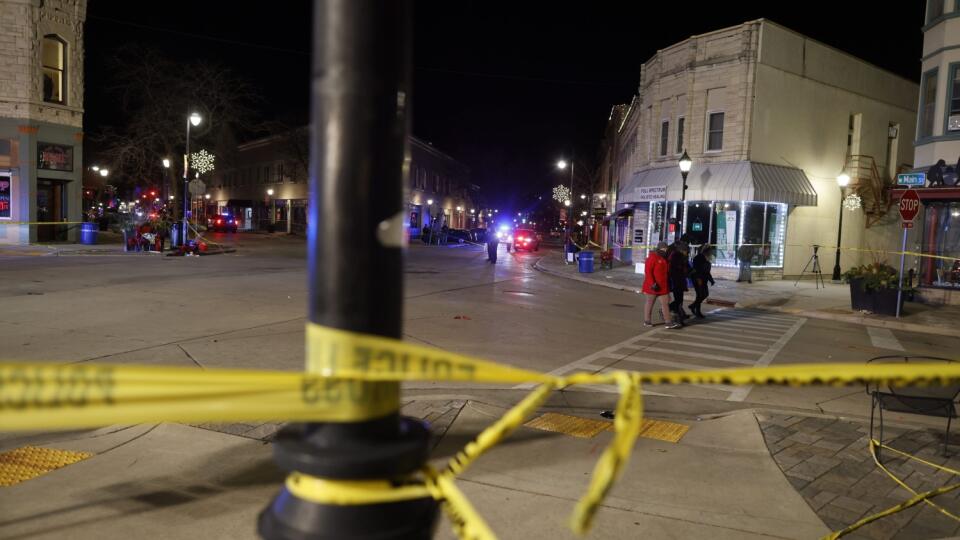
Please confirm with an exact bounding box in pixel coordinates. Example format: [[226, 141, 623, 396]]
[[259, 490, 437, 540]]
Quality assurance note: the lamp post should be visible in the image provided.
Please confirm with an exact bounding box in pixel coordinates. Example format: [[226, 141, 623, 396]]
[[266, 188, 275, 229], [180, 111, 202, 245], [557, 158, 574, 260], [677, 150, 692, 241], [161, 158, 171, 204], [832, 173, 851, 281]]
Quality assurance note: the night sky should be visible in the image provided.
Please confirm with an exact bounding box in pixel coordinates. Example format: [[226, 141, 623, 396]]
[[85, 1, 925, 211]]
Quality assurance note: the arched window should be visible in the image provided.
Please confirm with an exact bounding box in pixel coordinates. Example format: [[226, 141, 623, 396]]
[[42, 35, 67, 104]]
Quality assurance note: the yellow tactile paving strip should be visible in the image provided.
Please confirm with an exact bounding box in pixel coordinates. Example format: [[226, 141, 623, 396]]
[[525, 413, 611, 439], [0, 446, 92, 487], [525, 413, 689, 443]]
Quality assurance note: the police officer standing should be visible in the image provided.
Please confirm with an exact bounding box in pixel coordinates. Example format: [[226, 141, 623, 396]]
[[487, 228, 499, 263]]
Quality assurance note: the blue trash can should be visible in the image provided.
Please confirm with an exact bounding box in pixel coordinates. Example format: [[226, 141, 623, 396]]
[[80, 222, 98, 245], [578, 251, 594, 273]]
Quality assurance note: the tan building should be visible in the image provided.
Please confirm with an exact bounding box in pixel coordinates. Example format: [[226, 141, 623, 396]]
[[0, 0, 86, 244], [603, 19, 917, 279], [889, 0, 960, 304]]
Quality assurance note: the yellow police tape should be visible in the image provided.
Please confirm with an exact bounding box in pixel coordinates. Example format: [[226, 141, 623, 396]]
[[4, 323, 960, 538]]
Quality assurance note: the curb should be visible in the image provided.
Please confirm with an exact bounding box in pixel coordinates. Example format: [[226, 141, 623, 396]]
[[533, 257, 959, 338]]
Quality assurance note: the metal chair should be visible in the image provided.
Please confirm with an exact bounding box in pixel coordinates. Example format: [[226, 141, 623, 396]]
[[867, 355, 960, 461]]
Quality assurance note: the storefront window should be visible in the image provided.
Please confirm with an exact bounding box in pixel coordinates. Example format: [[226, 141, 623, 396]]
[[684, 202, 712, 245], [711, 201, 741, 267], [920, 202, 960, 288]]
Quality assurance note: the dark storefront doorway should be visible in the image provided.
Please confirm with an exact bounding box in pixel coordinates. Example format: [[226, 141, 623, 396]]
[[37, 179, 67, 242]]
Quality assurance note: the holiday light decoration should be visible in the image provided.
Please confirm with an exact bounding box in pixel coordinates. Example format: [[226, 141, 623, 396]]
[[190, 149, 216, 175], [552, 185, 571, 204]]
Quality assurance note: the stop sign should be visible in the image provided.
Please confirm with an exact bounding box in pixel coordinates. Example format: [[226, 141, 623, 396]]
[[899, 189, 920, 222]]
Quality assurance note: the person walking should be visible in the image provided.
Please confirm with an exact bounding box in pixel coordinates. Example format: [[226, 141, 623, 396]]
[[667, 239, 690, 323], [737, 241, 754, 283], [486, 228, 499, 263], [643, 242, 680, 329], [689, 245, 716, 318]]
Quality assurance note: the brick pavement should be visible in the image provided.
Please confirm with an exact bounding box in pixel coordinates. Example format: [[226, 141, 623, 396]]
[[758, 413, 960, 539]]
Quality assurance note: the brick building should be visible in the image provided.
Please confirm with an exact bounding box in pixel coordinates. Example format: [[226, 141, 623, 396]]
[[206, 130, 477, 236], [599, 20, 918, 279], [0, 0, 86, 244]]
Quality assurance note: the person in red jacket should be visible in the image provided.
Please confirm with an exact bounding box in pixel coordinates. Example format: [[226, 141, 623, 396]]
[[642, 242, 681, 329]]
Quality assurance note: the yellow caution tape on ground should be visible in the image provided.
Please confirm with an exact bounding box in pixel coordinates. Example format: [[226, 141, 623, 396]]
[[6, 325, 960, 539], [825, 439, 960, 540]]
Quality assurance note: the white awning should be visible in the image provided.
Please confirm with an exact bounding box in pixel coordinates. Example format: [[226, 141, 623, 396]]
[[620, 161, 818, 207]]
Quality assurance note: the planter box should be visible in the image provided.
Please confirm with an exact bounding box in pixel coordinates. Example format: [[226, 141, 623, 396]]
[[849, 278, 904, 316]]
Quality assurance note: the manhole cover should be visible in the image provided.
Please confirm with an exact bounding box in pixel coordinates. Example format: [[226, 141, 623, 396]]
[[611, 303, 634, 308], [503, 290, 534, 296]]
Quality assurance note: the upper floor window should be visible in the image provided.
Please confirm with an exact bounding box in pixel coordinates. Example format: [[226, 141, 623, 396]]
[[676, 117, 685, 154], [927, 0, 945, 24], [919, 69, 938, 139], [42, 36, 66, 104], [659, 120, 669, 157], [706, 112, 724, 152]]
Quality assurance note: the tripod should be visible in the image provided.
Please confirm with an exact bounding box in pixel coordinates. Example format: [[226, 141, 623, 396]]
[[794, 245, 826, 289]]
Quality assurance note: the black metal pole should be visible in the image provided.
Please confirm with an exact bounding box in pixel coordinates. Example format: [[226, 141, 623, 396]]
[[832, 187, 844, 281], [259, 1, 435, 538], [680, 170, 688, 239], [181, 116, 191, 247]]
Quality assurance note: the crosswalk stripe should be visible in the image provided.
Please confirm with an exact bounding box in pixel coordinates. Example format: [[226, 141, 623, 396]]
[[710, 309, 799, 323], [679, 327, 779, 343], [688, 322, 785, 337], [617, 345, 755, 365], [627, 337, 764, 356], [637, 332, 768, 350], [867, 327, 905, 351], [697, 318, 790, 332], [705, 313, 796, 329], [725, 316, 807, 401]]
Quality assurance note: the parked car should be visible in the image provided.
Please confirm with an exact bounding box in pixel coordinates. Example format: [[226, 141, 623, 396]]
[[447, 229, 471, 243], [513, 227, 540, 252], [207, 214, 239, 233]]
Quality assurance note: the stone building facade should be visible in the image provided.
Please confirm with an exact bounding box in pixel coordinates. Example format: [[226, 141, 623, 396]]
[[0, 0, 86, 244], [600, 20, 918, 279]]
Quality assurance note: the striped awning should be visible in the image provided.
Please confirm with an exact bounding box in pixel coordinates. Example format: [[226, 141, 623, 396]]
[[620, 161, 818, 207]]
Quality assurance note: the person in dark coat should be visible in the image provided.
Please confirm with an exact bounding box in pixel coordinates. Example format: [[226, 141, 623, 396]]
[[929, 159, 946, 187], [689, 245, 716, 318], [667, 239, 690, 323], [486, 229, 499, 263]]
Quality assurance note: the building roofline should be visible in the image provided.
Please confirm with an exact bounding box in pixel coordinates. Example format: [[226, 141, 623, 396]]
[[642, 18, 917, 87]]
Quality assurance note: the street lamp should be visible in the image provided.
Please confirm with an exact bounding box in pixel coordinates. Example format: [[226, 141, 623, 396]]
[[180, 111, 203, 246], [832, 173, 851, 281], [580, 194, 586, 200], [99, 169, 109, 177], [162, 158, 171, 169], [91, 165, 100, 172], [677, 150, 692, 238]]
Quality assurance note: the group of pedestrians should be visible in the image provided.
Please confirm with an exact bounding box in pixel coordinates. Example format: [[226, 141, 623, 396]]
[[642, 235, 716, 329]]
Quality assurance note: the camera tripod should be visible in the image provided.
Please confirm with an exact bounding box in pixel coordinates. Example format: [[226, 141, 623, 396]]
[[794, 245, 826, 289]]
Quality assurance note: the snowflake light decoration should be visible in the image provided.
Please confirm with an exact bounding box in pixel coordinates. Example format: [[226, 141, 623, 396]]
[[552, 185, 571, 204], [190, 149, 216, 176], [842, 193, 862, 211]]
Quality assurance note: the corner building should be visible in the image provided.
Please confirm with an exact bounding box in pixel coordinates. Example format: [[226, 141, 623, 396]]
[[0, 0, 86, 244], [604, 20, 917, 280]]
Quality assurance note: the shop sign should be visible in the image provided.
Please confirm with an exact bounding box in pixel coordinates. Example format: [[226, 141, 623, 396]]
[[0, 176, 10, 218], [634, 185, 666, 202], [692, 221, 703, 232], [37, 143, 73, 171], [896, 173, 925, 187]]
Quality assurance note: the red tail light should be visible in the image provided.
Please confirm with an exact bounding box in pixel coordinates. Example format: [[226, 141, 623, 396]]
[[217, 219, 222, 224]]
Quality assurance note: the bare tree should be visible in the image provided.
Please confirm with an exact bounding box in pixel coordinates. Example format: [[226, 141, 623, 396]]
[[91, 47, 261, 203]]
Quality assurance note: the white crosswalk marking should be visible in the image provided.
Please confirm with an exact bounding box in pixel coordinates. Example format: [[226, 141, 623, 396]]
[[867, 327, 905, 351], [516, 308, 807, 402]]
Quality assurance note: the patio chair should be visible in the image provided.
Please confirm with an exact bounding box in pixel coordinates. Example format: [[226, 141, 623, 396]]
[[867, 355, 960, 461]]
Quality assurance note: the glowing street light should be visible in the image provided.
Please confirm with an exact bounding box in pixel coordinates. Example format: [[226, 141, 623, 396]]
[[427, 199, 433, 205], [91, 165, 100, 172], [99, 169, 109, 177], [556, 159, 568, 170], [162, 158, 171, 169], [189, 112, 203, 127], [266, 188, 274, 196], [564, 199, 571, 207]]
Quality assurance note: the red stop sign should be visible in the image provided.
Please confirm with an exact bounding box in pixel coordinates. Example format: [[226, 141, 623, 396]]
[[899, 189, 920, 222]]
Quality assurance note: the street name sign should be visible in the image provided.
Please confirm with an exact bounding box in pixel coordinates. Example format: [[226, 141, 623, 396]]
[[897, 173, 925, 187]]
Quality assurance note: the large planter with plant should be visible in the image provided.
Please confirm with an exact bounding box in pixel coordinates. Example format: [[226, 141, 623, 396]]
[[843, 262, 908, 316]]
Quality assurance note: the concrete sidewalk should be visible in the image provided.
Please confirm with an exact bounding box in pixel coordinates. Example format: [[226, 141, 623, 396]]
[[535, 254, 960, 338], [0, 398, 828, 540]]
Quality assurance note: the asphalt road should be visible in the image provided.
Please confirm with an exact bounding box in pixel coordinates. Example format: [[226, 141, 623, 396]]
[[1, 232, 958, 423]]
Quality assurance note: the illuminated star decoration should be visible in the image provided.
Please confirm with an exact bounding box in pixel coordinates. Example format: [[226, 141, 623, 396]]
[[842, 193, 862, 211], [552, 185, 571, 204], [190, 149, 216, 176]]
